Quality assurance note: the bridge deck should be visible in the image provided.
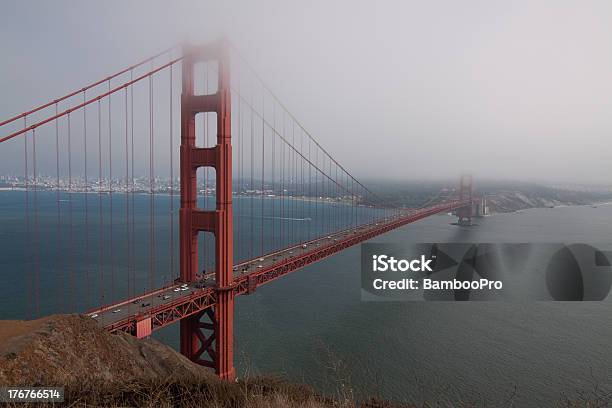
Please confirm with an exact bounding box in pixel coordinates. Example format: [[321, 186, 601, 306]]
[[90, 201, 467, 335]]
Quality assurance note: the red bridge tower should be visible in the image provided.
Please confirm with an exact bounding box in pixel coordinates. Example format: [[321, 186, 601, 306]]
[[179, 40, 235, 380]]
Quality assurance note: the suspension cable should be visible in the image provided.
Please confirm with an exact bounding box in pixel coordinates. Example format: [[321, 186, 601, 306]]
[[0, 46, 178, 128]]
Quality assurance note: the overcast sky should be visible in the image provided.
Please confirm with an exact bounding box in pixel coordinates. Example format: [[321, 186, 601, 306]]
[[1, 0, 612, 184]]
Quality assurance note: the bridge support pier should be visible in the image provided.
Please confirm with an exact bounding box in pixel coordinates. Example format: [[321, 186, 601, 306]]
[[179, 40, 235, 380], [180, 308, 216, 369]]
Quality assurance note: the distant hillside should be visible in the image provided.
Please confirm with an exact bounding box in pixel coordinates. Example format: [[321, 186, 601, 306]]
[[485, 190, 590, 213], [364, 179, 612, 212], [481, 184, 612, 213]]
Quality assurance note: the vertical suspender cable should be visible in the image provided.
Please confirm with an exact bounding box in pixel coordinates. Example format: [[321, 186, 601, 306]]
[[333, 162, 336, 231], [169, 63, 175, 280], [235, 78, 240, 262], [334, 161, 337, 232], [237, 81, 243, 262], [241, 84, 246, 262], [108, 81, 114, 303], [24, 117, 30, 319], [334, 165, 344, 233], [300, 128, 304, 244], [352, 178, 355, 230], [324, 153, 327, 235], [349, 176, 353, 227], [124, 87, 130, 301], [346, 171, 349, 229], [291, 120, 295, 244], [98, 100, 104, 305], [54, 104, 62, 312], [130, 70, 135, 297], [271, 103, 275, 249], [330, 158, 333, 233], [233, 85, 238, 262], [321, 149, 325, 235], [294, 121, 297, 244], [329, 159, 337, 234], [149, 72, 155, 295], [250, 94, 254, 258], [83, 91, 89, 308], [261, 95, 264, 254], [342, 169, 345, 229], [203, 66, 208, 273], [281, 113, 285, 247], [68, 113, 74, 311], [315, 145, 318, 239], [294, 123, 298, 244], [32, 127, 39, 316], [339, 170, 342, 228], [324, 153, 328, 235], [308, 134, 311, 241]]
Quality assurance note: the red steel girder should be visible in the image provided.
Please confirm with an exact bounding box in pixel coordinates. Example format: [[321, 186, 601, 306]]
[[107, 288, 216, 335]]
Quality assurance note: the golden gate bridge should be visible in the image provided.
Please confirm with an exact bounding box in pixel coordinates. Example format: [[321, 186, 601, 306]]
[[0, 39, 474, 380]]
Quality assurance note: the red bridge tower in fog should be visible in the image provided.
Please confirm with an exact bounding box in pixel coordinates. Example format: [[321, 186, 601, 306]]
[[179, 42, 235, 379]]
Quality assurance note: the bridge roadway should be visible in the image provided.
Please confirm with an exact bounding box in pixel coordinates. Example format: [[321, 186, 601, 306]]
[[89, 200, 468, 335]]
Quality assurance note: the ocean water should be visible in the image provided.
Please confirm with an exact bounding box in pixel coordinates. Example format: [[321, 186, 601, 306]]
[[223, 204, 612, 407], [2, 191, 612, 406]]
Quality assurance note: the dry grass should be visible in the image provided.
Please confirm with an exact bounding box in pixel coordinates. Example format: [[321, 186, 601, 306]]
[[0, 375, 441, 408], [4, 370, 612, 408], [3, 375, 338, 408]]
